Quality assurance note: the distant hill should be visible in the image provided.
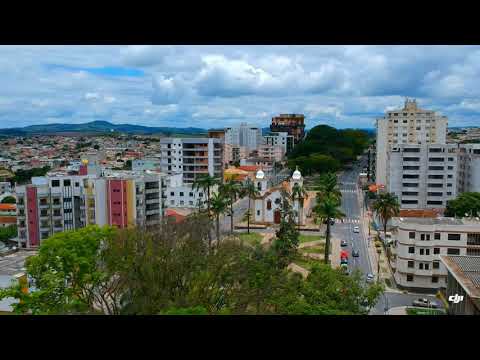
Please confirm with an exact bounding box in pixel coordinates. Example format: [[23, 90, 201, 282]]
[[0, 121, 207, 137]]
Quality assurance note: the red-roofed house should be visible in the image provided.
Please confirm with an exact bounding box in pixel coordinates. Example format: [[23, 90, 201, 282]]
[[165, 209, 186, 224]]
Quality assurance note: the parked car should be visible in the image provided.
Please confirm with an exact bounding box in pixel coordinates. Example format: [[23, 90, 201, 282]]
[[352, 249, 360, 257], [341, 240, 348, 247], [340, 257, 348, 265], [353, 226, 360, 233], [366, 273, 374, 283], [412, 298, 440, 309]]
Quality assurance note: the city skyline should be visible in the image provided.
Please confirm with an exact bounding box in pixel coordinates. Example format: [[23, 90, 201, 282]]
[[3, 45, 480, 130]]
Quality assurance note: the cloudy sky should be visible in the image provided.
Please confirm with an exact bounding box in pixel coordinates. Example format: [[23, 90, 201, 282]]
[[1, 45, 480, 130]]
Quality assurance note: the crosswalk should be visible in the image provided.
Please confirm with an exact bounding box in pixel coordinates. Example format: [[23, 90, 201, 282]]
[[334, 218, 361, 224], [341, 189, 358, 193], [341, 182, 357, 185]]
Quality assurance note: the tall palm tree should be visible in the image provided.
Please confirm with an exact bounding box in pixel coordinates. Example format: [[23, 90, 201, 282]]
[[315, 172, 342, 204], [209, 192, 229, 245], [291, 183, 308, 230], [192, 174, 220, 214], [242, 179, 260, 234], [372, 192, 400, 245], [219, 179, 242, 234], [313, 194, 345, 265]]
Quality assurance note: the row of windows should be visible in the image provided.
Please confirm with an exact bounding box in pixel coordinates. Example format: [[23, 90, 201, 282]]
[[408, 232, 461, 241], [408, 246, 460, 255], [406, 274, 439, 283], [51, 179, 80, 187], [407, 261, 440, 270], [168, 192, 203, 197], [402, 200, 445, 205]]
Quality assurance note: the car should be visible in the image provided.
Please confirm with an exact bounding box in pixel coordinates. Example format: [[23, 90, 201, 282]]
[[412, 298, 440, 309], [340, 263, 348, 273], [352, 249, 360, 257], [353, 226, 360, 233], [340, 257, 348, 265], [366, 273, 374, 283], [341, 240, 348, 247]]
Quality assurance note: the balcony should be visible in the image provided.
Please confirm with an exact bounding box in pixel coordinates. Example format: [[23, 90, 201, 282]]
[[146, 209, 160, 216], [146, 198, 160, 205], [39, 203, 50, 209]]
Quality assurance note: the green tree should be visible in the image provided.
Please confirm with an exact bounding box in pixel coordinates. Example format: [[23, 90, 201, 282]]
[[219, 179, 242, 234], [315, 172, 342, 205], [445, 192, 480, 218], [372, 192, 400, 244], [313, 194, 345, 264], [291, 182, 308, 230], [0, 224, 17, 242], [93, 144, 100, 150], [192, 174, 220, 214], [242, 179, 260, 234], [123, 159, 132, 170], [1, 195, 16, 204], [209, 192, 229, 246]]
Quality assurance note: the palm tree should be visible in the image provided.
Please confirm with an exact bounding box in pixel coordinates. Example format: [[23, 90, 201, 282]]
[[242, 179, 260, 234], [291, 183, 308, 230], [372, 192, 400, 245], [315, 172, 342, 204], [192, 174, 220, 214], [209, 192, 229, 245], [313, 194, 345, 264], [219, 179, 242, 234]]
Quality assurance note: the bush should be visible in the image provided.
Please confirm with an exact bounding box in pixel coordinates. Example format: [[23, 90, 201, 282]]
[[1, 196, 16, 204]]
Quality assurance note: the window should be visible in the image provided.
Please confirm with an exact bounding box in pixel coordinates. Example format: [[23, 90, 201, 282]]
[[180, 192, 184, 197], [448, 166, 454, 170], [433, 261, 440, 269], [427, 201, 443, 205], [257, 210, 260, 216], [64, 208, 72, 214], [420, 234, 425, 241], [425, 249, 430, 255], [408, 261, 414, 268], [448, 157, 454, 161], [420, 248, 424, 255], [75, 182, 79, 187], [403, 166, 420, 170], [429, 148, 442, 153], [409, 232, 416, 239], [267, 199, 272, 210], [432, 276, 438, 283], [403, 157, 420, 162], [406, 274, 414, 282], [428, 183, 443, 188], [64, 179, 71, 186], [428, 192, 443, 196], [402, 183, 419, 187], [434, 248, 440, 254], [419, 263, 424, 270], [189, 192, 194, 197], [408, 247, 415, 254], [428, 175, 443, 179], [428, 166, 444, 171], [402, 191, 418, 196], [448, 233, 461, 241], [180, 200, 184, 205], [257, 182, 261, 191], [52, 180, 60, 187], [199, 193, 203, 197], [447, 248, 460, 255], [403, 148, 420, 153], [447, 192, 452, 196], [403, 174, 419, 179], [434, 233, 440, 240], [402, 200, 418, 204], [170, 192, 174, 196], [189, 201, 194, 206]]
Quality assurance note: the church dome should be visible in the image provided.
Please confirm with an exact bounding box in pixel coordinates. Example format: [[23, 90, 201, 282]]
[[256, 169, 265, 179], [292, 167, 302, 180]]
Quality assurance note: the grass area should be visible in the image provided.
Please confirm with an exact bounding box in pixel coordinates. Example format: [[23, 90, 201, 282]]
[[300, 245, 325, 255], [293, 255, 323, 271], [237, 232, 263, 246], [406, 307, 446, 316], [299, 234, 325, 244]]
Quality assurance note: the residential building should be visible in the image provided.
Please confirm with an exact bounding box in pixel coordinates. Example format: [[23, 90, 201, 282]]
[[270, 114, 305, 144], [257, 144, 284, 162], [387, 143, 480, 209], [263, 131, 294, 154], [240, 157, 274, 178], [132, 158, 161, 172], [391, 216, 480, 291], [441, 255, 480, 315], [0, 181, 12, 196], [163, 173, 209, 209], [376, 99, 448, 186], [15, 171, 166, 248], [225, 123, 263, 151], [224, 144, 249, 166], [160, 138, 223, 184]]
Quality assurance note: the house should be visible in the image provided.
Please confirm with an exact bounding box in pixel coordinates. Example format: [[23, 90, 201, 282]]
[[253, 168, 312, 225]]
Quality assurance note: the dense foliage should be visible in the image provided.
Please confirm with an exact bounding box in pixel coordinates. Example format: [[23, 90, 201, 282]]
[[287, 125, 371, 175], [12, 166, 51, 185], [1, 196, 16, 204], [0, 225, 17, 242], [445, 192, 480, 217]]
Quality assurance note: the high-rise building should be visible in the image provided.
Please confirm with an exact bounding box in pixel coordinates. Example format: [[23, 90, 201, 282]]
[[16, 171, 166, 248], [263, 131, 294, 154], [159, 138, 223, 183], [270, 114, 305, 144], [376, 99, 448, 186], [225, 123, 263, 151]]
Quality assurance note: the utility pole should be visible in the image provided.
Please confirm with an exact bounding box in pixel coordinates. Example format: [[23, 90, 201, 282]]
[[367, 147, 371, 182]]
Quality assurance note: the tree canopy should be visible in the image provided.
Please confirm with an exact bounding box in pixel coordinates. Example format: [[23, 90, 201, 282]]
[[445, 192, 480, 218], [1, 196, 16, 204]]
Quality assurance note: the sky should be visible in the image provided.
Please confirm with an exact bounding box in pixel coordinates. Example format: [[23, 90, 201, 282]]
[[1, 45, 480, 130]]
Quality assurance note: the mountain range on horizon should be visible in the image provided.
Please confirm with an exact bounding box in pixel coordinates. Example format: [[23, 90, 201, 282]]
[[0, 120, 377, 137]]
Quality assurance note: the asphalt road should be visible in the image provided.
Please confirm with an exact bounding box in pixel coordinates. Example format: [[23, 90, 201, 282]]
[[335, 156, 442, 314]]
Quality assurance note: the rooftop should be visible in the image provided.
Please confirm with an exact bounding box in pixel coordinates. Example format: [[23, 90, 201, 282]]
[[394, 216, 468, 226], [441, 255, 480, 299]]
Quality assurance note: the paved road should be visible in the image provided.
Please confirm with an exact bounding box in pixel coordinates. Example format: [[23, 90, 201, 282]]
[[333, 156, 442, 314]]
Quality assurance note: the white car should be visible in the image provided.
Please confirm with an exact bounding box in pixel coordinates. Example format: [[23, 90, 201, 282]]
[[353, 226, 360, 233]]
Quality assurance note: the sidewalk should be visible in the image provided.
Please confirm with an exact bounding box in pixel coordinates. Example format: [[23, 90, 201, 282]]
[[331, 237, 341, 269], [386, 306, 407, 315]]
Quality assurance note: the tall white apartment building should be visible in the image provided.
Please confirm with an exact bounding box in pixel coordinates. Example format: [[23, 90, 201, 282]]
[[387, 143, 480, 209], [263, 131, 294, 155], [376, 99, 448, 186], [225, 123, 263, 151], [159, 138, 223, 184], [391, 217, 480, 291]]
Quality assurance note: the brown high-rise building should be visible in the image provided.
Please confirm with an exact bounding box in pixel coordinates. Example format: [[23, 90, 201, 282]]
[[270, 114, 305, 144]]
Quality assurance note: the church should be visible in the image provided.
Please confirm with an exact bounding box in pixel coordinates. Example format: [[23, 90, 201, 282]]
[[253, 168, 313, 225]]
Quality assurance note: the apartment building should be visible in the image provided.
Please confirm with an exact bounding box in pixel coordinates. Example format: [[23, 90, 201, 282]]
[[457, 144, 480, 193], [263, 131, 294, 154], [257, 144, 284, 162], [441, 255, 480, 315], [0, 181, 12, 196], [376, 99, 448, 186], [159, 138, 223, 184], [132, 157, 161, 172], [224, 123, 263, 151], [162, 173, 209, 209], [16, 171, 166, 248], [391, 217, 480, 291], [224, 143, 249, 166], [270, 114, 305, 144]]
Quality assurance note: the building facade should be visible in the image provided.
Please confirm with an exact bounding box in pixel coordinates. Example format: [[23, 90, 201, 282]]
[[391, 217, 480, 291], [376, 99, 448, 186], [159, 138, 223, 184], [263, 131, 295, 154], [270, 114, 305, 144], [224, 123, 263, 151]]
